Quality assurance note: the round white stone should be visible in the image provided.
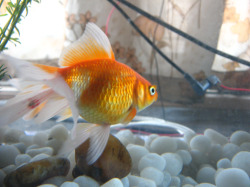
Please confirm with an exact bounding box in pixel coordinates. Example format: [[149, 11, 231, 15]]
[[190, 135, 211, 154], [161, 171, 172, 187], [195, 183, 216, 187], [230, 131, 250, 146], [26, 144, 40, 151], [126, 144, 149, 170], [134, 136, 144, 146], [13, 142, 27, 154], [196, 166, 216, 184], [169, 176, 180, 187], [204, 129, 228, 145], [49, 124, 68, 141], [145, 134, 159, 149], [38, 185, 57, 187], [0, 145, 20, 168], [161, 153, 183, 176], [182, 185, 194, 187], [19, 134, 34, 146], [140, 167, 164, 185], [26, 147, 53, 157], [222, 143, 241, 160], [42, 176, 67, 186], [175, 138, 189, 150], [240, 142, 250, 151], [231, 151, 250, 176], [150, 136, 177, 154], [128, 175, 156, 187], [2, 164, 16, 175], [0, 169, 6, 187], [101, 178, 123, 187], [208, 144, 223, 163], [29, 153, 50, 162], [4, 128, 24, 143], [115, 130, 135, 146], [73, 176, 99, 187], [182, 177, 198, 186], [176, 150, 192, 165], [33, 132, 49, 147], [215, 168, 250, 187], [190, 150, 209, 165], [15, 154, 32, 166], [184, 131, 196, 143], [61, 181, 79, 187], [46, 139, 63, 154], [138, 153, 166, 171], [121, 177, 129, 187], [217, 158, 231, 169]]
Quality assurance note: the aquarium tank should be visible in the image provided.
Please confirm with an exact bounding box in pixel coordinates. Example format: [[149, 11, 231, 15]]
[[0, 0, 249, 187]]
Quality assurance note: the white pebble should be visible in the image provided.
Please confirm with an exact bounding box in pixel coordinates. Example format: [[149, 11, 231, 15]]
[[4, 128, 24, 143], [134, 136, 145, 146], [121, 177, 129, 187], [182, 177, 198, 186], [0, 169, 6, 187], [0, 127, 7, 143], [208, 144, 223, 163], [161, 153, 183, 176], [49, 124, 68, 141], [190, 135, 211, 154], [190, 150, 209, 165], [26, 144, 40, 150], [19, 134, 34, 146], [43, 176, 67, 186], [150, 136, 177, 154], [196, 166, 216, 184], [195, 184, 216, 187], [2, 164, 16, 175], [13, 142, 27, 153], [169, 176, 180, 187], [15, 154, 32, 166], [101, 178, 123, 187], [60, 181, 79, 187], [115, 130, 135, 146], [33, 132, 49, 147], [128, 175, 156, 187], [161, 171, 172, 187], [30, 153, 50, 162], [240, 142, 250, 151], [26, 147, 53, 157], [0, 145, 20, 168], [38, 185, 57, 187], [176, 150, 192, 165], [175, 138, 189, 150], [222, 143, 241, 160], [46, 139, 63, 154], [182, 185, 194, 187], [215, 168, 250, 187], [184, 131, 196, 143], [126, 144, 149, 170], [140, 167, 164, 185], [145, 134, 159, 149], [73, 175, 99, 187], [231, 151, 250, 176], [204, 129, 228, 145], [138, 153, 166, 171], [230, 131, 250, 146], [217, 158, 231, 169]]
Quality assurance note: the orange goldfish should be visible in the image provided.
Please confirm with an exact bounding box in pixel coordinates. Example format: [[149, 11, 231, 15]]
[[0, 23, 158, 164]]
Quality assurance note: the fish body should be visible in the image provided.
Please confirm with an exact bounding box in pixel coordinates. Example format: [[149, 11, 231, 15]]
[[0, 23, 157, 164]]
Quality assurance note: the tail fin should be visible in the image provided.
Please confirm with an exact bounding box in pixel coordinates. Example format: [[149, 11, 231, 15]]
[[0, 54, 79, 126]]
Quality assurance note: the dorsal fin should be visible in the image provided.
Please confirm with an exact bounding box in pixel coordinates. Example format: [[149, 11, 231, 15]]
[[59, 23, 115, 67]]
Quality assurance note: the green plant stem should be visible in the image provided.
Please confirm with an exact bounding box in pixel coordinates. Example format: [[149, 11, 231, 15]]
[[0, 0, 32, 51]]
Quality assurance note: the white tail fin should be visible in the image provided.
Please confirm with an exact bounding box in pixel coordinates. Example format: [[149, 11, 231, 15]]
[[0, 54, 79, 126], [59, 123, 110, 165]]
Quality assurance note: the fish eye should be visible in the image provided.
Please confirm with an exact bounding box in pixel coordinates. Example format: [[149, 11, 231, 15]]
[[149, 86, 156, 96]]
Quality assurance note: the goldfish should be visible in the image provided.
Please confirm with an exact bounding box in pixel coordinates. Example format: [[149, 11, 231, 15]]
[[0, 23, 158, 164]]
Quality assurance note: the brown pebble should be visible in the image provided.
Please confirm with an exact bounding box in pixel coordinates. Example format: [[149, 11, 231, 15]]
[[4, 157, 69, 187], [73, 134, 132, 183]]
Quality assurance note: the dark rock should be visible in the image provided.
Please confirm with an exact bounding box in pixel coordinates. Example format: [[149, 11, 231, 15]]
[[4, 157, 69, 187], [73, 134, 132, 183]]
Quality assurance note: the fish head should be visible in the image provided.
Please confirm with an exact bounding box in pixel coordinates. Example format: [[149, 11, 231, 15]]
[[135, 76, 158, 112]]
